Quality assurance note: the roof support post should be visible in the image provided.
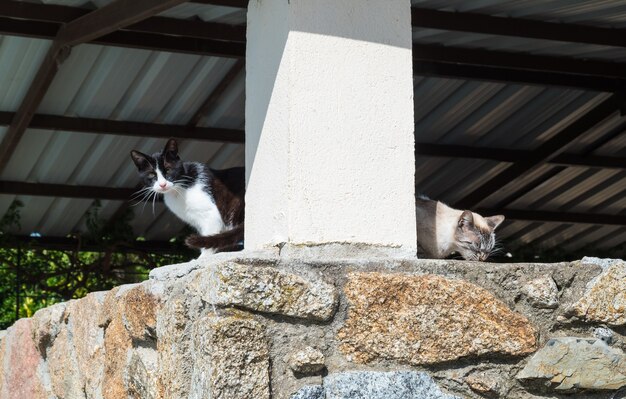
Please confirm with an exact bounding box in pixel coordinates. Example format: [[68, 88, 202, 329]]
[[245, 0, 417, 256]]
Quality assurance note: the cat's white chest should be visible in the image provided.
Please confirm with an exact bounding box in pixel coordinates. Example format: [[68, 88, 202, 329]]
[[163, 184, 224, 236]]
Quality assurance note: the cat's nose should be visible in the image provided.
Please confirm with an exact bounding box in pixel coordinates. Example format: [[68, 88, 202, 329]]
[[159, 182, 167, 188]]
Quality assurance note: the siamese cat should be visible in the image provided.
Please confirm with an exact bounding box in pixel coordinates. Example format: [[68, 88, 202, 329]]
[[416, 196, 504, 261]]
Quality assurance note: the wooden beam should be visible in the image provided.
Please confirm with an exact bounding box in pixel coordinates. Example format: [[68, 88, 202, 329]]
[[412, 44, 626, 81], [96, 30, 244, 57], [25, 113, 245, 143], [411, 8, 626, 48], [2, 235, 188, 254], [0, 181, 135, 200], [0, 1, 246, 42], [54, 0, 188, 46], [413, 61, 625, 93], [129, 16, 245, 42], [455, 95, 620, 208], [191, 0, 248, 8], [475, 208, 626, 226], [415, 143, 626, 169], [0, 111, 245, 143], [0, 0, 191, 175], [3, 179, 624, 227], [0, 111, 244, 142], [0, 17, 245, 57], [0, 1, 86, 22]]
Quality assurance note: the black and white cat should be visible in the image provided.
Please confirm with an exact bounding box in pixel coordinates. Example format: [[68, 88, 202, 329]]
[[130, 139, 244, 254]]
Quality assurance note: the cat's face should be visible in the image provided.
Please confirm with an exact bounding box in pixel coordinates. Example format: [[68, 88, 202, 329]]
[[130, 139, 186, 194], [454, 211, 504, 261]]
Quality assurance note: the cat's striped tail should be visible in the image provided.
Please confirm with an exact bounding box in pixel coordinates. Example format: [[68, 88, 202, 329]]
[[185, 224, 244, 253]]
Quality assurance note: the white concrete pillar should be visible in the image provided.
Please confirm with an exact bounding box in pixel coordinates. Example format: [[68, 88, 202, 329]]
[[245, 0, 416, 255]]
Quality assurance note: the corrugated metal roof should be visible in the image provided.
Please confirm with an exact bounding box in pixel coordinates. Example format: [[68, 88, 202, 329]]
[[0, 0, 623, 255], [0, 1, 245, 241], [410, 0, 626, 254]]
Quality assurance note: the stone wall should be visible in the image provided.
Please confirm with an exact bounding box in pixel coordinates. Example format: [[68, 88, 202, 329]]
[[0, 253, 624, 398]]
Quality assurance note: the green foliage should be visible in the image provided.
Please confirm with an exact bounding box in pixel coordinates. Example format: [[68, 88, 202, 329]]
[[0, 200, 193, 329]]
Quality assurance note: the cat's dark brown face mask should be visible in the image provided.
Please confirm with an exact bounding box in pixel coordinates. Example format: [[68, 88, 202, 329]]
[[454, 211, 504, 261]]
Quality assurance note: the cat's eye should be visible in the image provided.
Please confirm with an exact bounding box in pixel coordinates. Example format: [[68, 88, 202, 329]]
[[148, 173, 156, 178]]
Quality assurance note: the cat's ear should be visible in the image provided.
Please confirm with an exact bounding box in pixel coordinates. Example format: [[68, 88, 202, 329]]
[[485, 215, 505, 230], [163, 138, 180, 163], [130, 150, 152, 172], [458, 210, 474, 229]]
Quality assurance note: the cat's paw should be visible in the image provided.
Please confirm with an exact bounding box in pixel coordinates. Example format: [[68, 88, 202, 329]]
[[198, 247, 217, 259]]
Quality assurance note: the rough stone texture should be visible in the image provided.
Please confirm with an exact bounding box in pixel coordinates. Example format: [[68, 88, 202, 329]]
[[338, 272, 537, 365], [464, 370, 503, 398], [126, 345, 159, 399], [291, 385, 325, 399], [47, 320, 83, 398], [121, 284, 160, 341], [102, 283, 162, 399], [521, 276, 559, 309], [517, 337, 626, 392], [190, 312, 270, 399], [566, 257, 626, 326], [0, 318, 47, 399], [324, 371, 459, 399], [156, 282, 198, 399], [31, 301, 67, 356], [289, 346, 326, 375], [103, 303, 133, 399], [68, 292, 106, 398], [2, 255, 625, 399], [191, 261, 338, 321], [594, 327, 615, 344]]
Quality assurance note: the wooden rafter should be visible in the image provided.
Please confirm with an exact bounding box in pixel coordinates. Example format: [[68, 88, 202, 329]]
[[411, 8, 626, 48], [0, 0, 189, 174], [475, 208, 626, 227], [413, 61, 624, 93], [3, 179, 624, 227], [2, 235, 188, 254], [455, 95, 620, 209], [415, 143, 626, 170], [413, 44, 626, 81], [0, 112, 244, 143], [190, 0, 248, 8], [0, 0, 246, 42], [0, 17, 244, 57], [0, 181, 136, 200], [55, 0, 187, 46], [411, 44, 626, 94]]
